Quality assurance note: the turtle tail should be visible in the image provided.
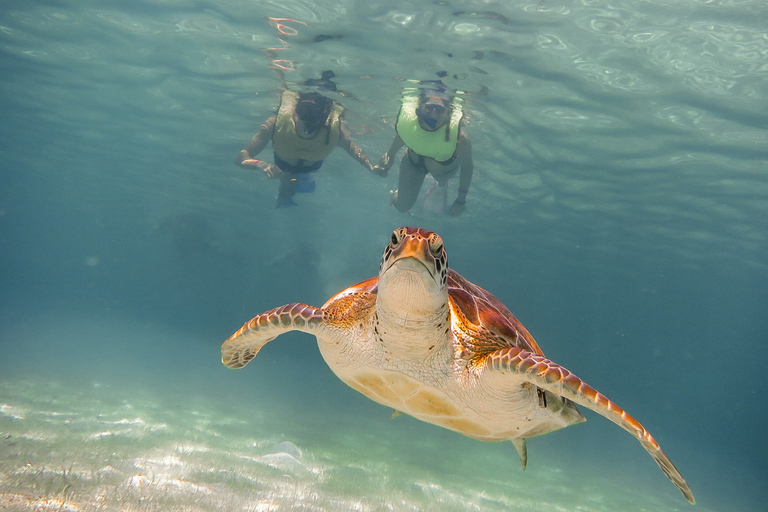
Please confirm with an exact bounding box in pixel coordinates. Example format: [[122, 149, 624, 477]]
[[486, 347, 695, 505], [222, 303, 325, 369]]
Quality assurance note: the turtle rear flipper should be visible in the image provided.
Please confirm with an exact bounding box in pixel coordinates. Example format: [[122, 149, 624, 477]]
[[511, 439, 527, 470]]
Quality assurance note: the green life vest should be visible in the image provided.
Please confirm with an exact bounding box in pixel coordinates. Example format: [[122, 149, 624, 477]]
[[395, 95, 463, 162], [273, 90, 343, 162]]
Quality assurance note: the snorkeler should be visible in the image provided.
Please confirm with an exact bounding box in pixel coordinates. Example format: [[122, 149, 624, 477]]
[[372, 88, 474, 217], [236, 83, 376, 207]]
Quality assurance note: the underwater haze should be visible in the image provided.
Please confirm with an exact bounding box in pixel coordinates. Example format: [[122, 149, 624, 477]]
[[1, 0, 767, 511]]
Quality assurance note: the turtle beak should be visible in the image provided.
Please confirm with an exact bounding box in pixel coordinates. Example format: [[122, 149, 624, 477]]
[[388, 256, 432, 276], [383, 237, 436, 277], [379, 227, 447, 295], [377, 227, 449, 318]]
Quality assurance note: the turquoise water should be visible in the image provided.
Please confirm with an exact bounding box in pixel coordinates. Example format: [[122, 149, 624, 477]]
[[1, 0, 766, 510]]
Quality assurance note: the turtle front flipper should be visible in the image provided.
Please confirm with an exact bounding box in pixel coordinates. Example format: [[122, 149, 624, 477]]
[[486, 347, 695, 505], [222, 303, 324, 369]]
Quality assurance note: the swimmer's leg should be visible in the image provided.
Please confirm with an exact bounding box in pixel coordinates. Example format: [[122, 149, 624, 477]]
[[276, 173, 299, 207], [392, 156, 426, 213], [422, 179, 448, 213]]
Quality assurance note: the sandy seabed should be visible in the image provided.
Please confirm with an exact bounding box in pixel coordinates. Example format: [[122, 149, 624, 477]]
[[0, 373, 699, 512]]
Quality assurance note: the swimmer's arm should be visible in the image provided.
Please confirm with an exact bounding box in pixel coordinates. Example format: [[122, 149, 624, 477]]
[[457, 131, 474, 200], [236, 117, 276, 166], [450, 130, 473, 217], [372, 135, 406, 176], [338, 124, 374, 172], [236, 117, 282, 178]]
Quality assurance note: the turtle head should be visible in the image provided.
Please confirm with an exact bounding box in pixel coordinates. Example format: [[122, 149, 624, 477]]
[[377, 227, 448, 320]]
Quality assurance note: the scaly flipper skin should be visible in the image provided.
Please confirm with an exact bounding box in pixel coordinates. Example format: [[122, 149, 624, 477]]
[[485, 347, 695, 504], [221, 303, 325, 369]]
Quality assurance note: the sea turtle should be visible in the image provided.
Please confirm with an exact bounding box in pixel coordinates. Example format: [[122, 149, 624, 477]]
[[221, 226, 694, 504]]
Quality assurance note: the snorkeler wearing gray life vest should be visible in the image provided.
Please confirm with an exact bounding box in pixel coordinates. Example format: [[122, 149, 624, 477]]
[[373, 89, 474, 217], [236, 89, 376, 207]]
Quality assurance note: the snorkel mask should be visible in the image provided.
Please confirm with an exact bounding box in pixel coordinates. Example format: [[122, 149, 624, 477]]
[[417, 96, 450, 129], [296, 93, 331, 132]]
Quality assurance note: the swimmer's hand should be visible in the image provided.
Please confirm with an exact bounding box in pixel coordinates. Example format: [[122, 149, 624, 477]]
[[371, 154, 391, 177], [449, 200, 465, 217], [241, 159, 283, 179], [260, 164, 283, 179], [371, 164, 388, 177]]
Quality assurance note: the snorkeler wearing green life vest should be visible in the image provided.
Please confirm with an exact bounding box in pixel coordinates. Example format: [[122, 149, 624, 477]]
[[236, 89, 376, 207], [372, 89, 473, 217]]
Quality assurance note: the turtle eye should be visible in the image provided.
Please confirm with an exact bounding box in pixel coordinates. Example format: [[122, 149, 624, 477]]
[[428, 234, 444, 256], [391, 228, 404, 247]]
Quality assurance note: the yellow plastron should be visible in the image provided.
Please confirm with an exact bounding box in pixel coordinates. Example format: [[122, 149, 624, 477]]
[[395, 95, 463, 162], [273, 90, 342, 162]]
